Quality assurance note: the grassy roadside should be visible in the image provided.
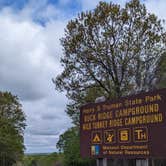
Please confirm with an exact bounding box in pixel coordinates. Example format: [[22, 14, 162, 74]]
[[22, 152, 64, 166]]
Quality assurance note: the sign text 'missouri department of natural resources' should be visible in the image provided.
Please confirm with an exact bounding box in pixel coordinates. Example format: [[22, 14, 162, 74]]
[[80, 88, 166, 158]]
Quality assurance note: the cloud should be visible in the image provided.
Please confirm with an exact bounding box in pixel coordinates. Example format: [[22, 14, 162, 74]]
[[80, 0, 128, 11], [25, 134, 60, 153], [41, 113, 60, 120], [144, 0, 166, 21], [0, 1, 72, 153], [24, 100, 71, 153], [0, 4, 66, 101]]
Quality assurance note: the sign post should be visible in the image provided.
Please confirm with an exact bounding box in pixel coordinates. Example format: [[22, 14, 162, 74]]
[[80, 88, 166, 164], [96, 158, 107, 166], [95, 97, 107, 166], [136, 159, 149, 166]]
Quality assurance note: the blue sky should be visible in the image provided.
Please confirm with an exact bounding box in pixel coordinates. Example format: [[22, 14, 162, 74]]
[[0, 0, 165, 153], [0, 0, 81, 22]]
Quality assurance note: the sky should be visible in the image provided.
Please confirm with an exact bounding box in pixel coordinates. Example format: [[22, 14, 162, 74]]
[[0, 0, 166, 154]]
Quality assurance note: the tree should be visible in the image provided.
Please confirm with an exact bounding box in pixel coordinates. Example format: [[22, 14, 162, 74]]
[[0, 91, 26, 166], [57, 127, 95, 166], [54, 0, 166, 124], [54, 0, 166, 165], [155, 52, 166, 88]]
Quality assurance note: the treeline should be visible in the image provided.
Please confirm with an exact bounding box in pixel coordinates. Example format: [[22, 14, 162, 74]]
[[0, 92, 26, 166], [23, 153, 63, 166], [53, 0, 166, 165]]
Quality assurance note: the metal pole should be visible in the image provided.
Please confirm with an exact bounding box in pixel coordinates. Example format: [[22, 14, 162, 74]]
[[95, 97, 107, 166], [103, 158, 107, 166], [136, 159, 149, 166], [151, 159, 155, 166], [97, 158, 107, 166]]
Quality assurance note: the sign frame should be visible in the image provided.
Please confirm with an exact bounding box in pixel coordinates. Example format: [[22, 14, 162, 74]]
[[80, 88, 166, 159]]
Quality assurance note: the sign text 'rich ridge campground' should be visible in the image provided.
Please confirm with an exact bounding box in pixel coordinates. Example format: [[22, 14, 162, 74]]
[[80, 88, 166, 158]]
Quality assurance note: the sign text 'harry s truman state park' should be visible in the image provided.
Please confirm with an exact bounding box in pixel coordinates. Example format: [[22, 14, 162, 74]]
[[80, 88, 166, 158]]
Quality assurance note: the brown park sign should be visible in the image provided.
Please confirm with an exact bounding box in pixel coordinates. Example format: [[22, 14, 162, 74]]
[[80, 88, 166, 159]]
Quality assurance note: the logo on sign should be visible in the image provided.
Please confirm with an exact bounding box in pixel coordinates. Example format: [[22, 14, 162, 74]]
[[133, 127, 148, 142], [91, 145, 100, 155], [91, 131, 102, 144], [118, 128, 130, 143], [104, 130, 116, 144]]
